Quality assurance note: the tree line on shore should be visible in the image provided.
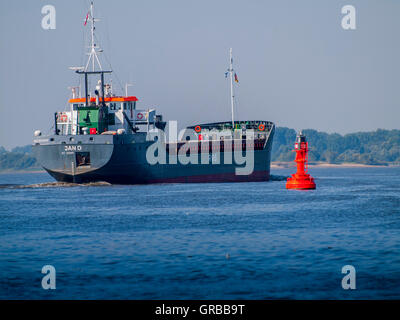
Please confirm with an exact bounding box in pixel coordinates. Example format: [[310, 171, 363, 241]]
[[1, 128, 399, 171], [272, 128, 400, 165], [0, 145, 38, 171]]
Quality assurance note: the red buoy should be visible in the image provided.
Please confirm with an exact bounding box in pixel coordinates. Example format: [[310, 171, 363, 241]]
[[286, 131, 316, 190]]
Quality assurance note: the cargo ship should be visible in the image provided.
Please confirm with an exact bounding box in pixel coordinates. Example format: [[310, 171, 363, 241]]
[[32, 2, 275, 184]]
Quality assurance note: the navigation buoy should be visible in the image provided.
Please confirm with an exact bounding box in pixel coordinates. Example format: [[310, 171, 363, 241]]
[[286, 131, 316, 190]]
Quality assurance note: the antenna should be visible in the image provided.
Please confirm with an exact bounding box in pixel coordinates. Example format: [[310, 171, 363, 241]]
[[69, 66, 84, 71], [125, 83, 134, 97], [84, 1, 103, 72], [68, 86, 80, 99]]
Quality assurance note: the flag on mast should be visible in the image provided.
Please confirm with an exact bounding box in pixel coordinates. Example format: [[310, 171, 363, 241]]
[[84, 12, 89, 26], [234, 73, 239, 83]]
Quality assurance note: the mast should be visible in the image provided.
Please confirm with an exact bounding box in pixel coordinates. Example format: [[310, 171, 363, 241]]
[[75, 1, 111, 107], [228, 48, 235, 129], [85, 1, 102, 72]]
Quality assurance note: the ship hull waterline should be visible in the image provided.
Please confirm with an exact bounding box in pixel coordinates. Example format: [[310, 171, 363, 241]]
[[33, 127, 275, 185]]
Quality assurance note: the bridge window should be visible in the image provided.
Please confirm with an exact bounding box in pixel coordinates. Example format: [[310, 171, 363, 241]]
[[107, 113, 115, 125]]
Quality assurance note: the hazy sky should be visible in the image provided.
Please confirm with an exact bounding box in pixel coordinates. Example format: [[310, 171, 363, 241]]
[[1, 0, 399, 149]]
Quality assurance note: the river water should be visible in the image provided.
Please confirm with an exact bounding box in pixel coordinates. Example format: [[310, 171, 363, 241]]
[[0, 167, 399, 299]]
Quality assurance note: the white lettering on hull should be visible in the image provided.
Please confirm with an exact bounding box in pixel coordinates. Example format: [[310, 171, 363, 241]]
[[64, 145, 82, 152]]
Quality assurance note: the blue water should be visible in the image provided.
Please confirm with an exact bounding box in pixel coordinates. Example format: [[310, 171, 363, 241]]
[[0, 167, 399, 299]]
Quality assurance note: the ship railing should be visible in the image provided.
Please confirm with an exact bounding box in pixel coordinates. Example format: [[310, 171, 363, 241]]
[[165, 137, 268, 154]]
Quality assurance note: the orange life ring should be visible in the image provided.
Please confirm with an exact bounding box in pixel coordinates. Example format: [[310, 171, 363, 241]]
[[194, 125, 201, 133], [60, 114, 68, 122], [258, 124, 265, 131]]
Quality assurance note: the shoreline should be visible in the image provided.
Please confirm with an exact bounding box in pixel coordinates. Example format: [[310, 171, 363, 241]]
[[0, 169, 45, 174], [0, 162, 398, 174], [271, 162, 398, 169]]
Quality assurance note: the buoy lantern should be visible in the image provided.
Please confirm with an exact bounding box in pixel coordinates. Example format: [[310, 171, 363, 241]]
[[286, 131, 316, 190]]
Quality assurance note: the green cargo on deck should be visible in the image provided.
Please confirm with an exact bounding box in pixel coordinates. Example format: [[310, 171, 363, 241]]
[[78, 107, 108, 133]]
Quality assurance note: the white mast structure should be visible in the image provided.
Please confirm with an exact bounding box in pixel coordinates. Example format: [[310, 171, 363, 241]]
[[125, 83, 134, 97], [227, 48, 235, 130], [85, 1, 102, 72]]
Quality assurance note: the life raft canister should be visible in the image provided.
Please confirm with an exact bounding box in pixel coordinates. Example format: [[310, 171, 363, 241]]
[[194, 125, 201, 133], [258, 124, 265, 131]]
